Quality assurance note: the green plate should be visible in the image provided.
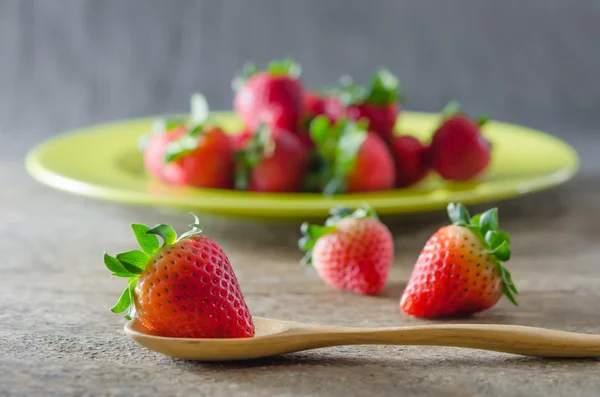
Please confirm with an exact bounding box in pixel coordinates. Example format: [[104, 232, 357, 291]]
[[26, 111, 579, 219]]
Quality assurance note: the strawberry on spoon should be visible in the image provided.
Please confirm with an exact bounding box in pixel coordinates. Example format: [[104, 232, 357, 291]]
[[104, 215, 255, 338], [400, 202, 518, 318]]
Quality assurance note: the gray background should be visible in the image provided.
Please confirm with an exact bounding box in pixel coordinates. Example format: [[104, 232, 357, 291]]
[[1, 0, 599, 170]]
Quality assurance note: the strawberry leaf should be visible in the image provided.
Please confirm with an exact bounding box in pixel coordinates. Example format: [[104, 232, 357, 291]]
[[147, 224, 177, 247], [364, 68, 400, 106], [298, 222, 337, 265], [165, 131, 203, 163], [447, 202, 471, 226], [124, 278, 138, 320], [103, 253, 135, 277], [111, 287, 131, 315], [330, 69, 400, 107], [479, 208, 499, 236], [234, 125, 275, 190], [311, 118, 367, 196], [178, 214, 204, 241], [267, 58, 301, 78], [190, 93, 209, 126], [490, 241, 511, 261], [477, 114, 490, 128], [231, 62, 259, 92], [116, 250, 149, 272], [334, 122, 367, 180], [441, 100, 462, 119], [131, 224, 159, 255]]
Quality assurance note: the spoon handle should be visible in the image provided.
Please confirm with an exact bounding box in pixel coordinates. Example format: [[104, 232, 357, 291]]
[[317, 324, 600, 357]]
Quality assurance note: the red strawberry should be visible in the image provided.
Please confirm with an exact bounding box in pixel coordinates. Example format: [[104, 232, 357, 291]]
[[389, 135, 430, 187], [104, 216, 255, 338], [235, 125, 308, 192], [309, 116, 396, 194], [429, 102, 491, 181], [161, 125, 235, 188], [325, 69, 401, 141], [400, 203, 518, 318], [299, 205, 394, 295], [233, 59, 304, 132]]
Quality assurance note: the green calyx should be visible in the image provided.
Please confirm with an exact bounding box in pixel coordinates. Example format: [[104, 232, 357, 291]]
[[308, 116, 368, 195], [104, 214, 204, 320], [164, 93, 213, 162], [234, 124, 276, 190], [441, 100, 490, 128], [298, 204, 379, 265], [447, 202, 518, 306], [138, 92, 211, 155], [329, 69, 401, 107], [231, 58, 301, 91]]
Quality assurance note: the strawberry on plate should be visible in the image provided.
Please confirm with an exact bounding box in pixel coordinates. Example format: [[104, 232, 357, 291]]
[[104, 216, 255, 338], [325, 69, 401, 141], [142, 93, 235, 189], [233, 59, 304, 132], [161, 125, 235, 188], [389, 135, 430, 188], [235, 125, 308, 192], [400, 202, 518, 318], [429, 102, 491, 181], [298, 205, 394, 295], [308, 116, 396, 194]]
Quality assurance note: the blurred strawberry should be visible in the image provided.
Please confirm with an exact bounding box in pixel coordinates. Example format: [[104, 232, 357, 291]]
[[309, 116, 396, 194], [233, 59, 304, 132], [325, 69, 402, 141], [389, 135, 430, 187], [161, 125, 235, 188], [235, 125, 308, 192], [143, 94, 234, 188], [429, 102, 491, 181], [298, 205, 394, 295]]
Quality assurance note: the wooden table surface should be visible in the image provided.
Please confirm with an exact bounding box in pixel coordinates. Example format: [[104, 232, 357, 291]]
[[2, 141, 600, 396]]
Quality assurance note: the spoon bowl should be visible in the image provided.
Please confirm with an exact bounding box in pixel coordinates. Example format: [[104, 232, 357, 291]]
[[124, 316, 600, 361]]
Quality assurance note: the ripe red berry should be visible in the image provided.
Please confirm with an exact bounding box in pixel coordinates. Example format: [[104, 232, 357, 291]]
[[233, 59, 304, 131], [400, 203, 517, 318], [389, 135, 430, 187], [299, 206, 394, 295], [105, 216, 255, 338], [430, 105, 491, 181]]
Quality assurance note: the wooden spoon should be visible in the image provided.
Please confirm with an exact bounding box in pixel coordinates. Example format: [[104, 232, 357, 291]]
[[124, 317, 600, 361]]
